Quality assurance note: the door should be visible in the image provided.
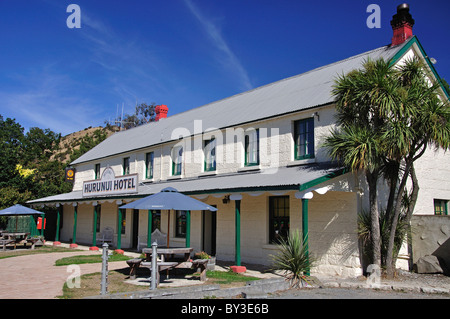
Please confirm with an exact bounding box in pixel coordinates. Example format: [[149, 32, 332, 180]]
[[202, 209, 217, 256], [132, 209, 139, 249]]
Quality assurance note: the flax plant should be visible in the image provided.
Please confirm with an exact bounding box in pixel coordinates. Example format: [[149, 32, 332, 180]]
[[270, 230, 313, 288]]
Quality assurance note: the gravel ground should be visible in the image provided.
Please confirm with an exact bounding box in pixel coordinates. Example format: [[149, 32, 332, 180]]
[[269, 270, 450, 299]]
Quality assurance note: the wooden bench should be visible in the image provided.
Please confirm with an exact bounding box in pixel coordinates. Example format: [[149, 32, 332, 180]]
[[140, 258, 209, 285], [191, 259, 209, 281], [0, 239, 14, 251], [126, 258, 144, 279]]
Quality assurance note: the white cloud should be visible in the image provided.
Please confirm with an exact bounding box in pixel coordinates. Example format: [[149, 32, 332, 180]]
[[183, 0, 253, 91]]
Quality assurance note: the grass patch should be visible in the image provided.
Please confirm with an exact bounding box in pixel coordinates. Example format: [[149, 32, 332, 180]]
[[55, 252, 131, 266], [204, 270, 259, 286]]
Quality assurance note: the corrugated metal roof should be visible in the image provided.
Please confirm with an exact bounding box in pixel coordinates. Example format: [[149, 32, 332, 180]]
[[28, 163, 343, 204], [71, 40, 410, 165]]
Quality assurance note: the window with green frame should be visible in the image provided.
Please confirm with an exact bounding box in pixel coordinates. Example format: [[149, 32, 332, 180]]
[[172, 145, 183, 176], [145, 152, 154, 179], [95, 163, 101, 179], [123, 157, 130, 175], [175, 210, 186, 238], [204, 138, 216, 171], [434, 199, 448, 215], [245, 129, 259, 166], [294, 118, 314, 160], [269, 196, 290, 244]]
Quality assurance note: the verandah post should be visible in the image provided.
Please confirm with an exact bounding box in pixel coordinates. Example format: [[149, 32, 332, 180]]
[[302, 198, 310, 276], [185, 210, 191, 248], [55, 205, 61, 242], [230, 194, 243, 267], [117, 208, 123, 250], [70, 203, 78, 248], [92, 205, 98, 246]]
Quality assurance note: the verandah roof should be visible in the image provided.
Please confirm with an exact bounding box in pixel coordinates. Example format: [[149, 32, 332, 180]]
[[27, 163, 345, 206]]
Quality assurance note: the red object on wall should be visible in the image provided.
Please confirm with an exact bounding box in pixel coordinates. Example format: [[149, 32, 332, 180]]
[[37, 217, 46, 230]]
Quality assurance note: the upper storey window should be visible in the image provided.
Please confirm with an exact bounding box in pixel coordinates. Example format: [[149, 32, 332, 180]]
[[294, 118, 314, 160], [123, 157, 130, 175], [245, 129, 259, 166], [204, 138, 216, 172], [172, 146, 183, 176]]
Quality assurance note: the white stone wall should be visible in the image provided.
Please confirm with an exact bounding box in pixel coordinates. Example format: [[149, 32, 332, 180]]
[[71, 104, 338, 191]]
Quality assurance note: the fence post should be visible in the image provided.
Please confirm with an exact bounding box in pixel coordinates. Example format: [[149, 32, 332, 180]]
[[150, 241, 157, 290], [101, 243, 109, 295]]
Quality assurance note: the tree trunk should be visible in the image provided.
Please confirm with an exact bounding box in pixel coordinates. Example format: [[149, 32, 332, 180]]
[[367, 171, 381, 268], [385, 159, 413, 277]]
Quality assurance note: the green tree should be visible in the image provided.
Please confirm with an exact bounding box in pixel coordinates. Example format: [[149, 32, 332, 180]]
[[325, 57, 450, 277], [107, 102, 157, 130], [324, 59, 398, 268], [0, 116, 25, 189]]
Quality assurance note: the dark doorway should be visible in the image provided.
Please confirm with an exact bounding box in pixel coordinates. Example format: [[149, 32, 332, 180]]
[[202, 208, 217, 256], [132, 209, 139, 249]]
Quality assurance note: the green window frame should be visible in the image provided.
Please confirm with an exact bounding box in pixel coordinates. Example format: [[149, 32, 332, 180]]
[[94, 164, 101, 179], [245, 129, 259, 166], [269, 196, 290, 244], [204, 138, 216, 172], [175, 210, 186, 238], [172, 146, 183, 176], [145, 152, 154, 179], [123, 157, 130, 175], [434, 199, 448, 215], [294, 118, 314, 160]]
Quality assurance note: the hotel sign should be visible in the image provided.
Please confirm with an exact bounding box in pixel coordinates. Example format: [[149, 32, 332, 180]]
[[82, 167, 138, 197]]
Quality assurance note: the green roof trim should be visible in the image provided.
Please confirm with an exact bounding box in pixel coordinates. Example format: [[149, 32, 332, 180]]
[[389, 36, 450, 100], [299, 168, 347, 192]]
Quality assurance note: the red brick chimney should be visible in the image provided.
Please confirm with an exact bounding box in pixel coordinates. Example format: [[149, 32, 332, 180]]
[[155, 104, 168, 121], [391, 3, 415, 46]]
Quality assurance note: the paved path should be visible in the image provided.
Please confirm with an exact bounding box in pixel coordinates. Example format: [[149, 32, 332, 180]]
[[0, 250, 129, 299]]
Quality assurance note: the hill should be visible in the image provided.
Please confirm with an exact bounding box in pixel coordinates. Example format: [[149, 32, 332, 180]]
[[51, 126, 116, 164]]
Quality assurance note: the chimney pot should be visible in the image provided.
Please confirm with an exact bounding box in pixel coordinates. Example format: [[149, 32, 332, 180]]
[[390, 3, 415, 46], [155, 104, 168, 121]]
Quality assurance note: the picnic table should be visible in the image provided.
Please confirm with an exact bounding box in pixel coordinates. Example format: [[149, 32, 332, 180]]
[[0, 232, 29, 250], [140, 247, 209, 285]]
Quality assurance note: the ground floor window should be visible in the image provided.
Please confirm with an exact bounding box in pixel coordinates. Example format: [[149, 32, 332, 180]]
[[434, 199, 448, 215], [152, 211, 161, 231], [269, 196, 290, 243], [121, 210, 126, 234], [175, 210, 186, 238], [94, 205, 101, 233]]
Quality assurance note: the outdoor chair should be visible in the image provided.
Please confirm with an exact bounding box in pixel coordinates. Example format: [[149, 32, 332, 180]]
[[137, 229, 167, 251], [97, 226, 114, 245]]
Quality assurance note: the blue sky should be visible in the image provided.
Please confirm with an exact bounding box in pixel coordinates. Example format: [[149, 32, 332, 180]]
[[1, 0, 449, 135]]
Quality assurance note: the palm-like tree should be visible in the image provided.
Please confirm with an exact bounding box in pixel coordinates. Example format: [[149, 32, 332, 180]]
[[325, 58, 398, 268], [325, 57, 450, 275], [382, 57, 450, 276]]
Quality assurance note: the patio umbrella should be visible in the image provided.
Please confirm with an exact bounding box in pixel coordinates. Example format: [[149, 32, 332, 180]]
[[0, 204, 44, 234], [0, 204, 44, 216], [120, 187, 217, 247]]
